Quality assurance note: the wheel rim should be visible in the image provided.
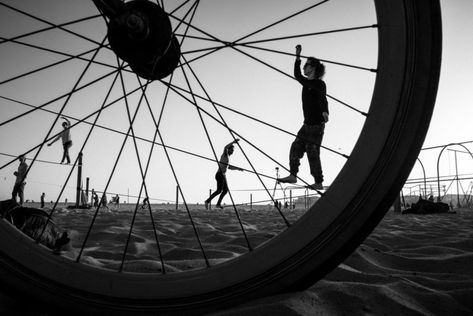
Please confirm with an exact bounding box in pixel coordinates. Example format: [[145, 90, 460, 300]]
[[0, 0, 441, 313]]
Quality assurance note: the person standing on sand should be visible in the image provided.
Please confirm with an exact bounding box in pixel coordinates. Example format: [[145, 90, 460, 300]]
[[12, 155, 28, 205], [40, 192, 45, 208], [140, 197, 149, 210], [93, 191, 99, 207], [47, 116, 72, 164], [205, 139, 244, 210], [101, 194, 108, 209], [278, 44, 329, 190]]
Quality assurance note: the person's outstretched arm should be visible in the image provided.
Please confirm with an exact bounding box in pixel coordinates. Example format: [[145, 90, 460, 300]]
[[47, 133, 62, 146], [228, 165, 244, 171], [294, 44, 305, 83]]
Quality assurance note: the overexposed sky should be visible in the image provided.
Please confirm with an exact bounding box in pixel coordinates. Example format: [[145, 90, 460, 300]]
[[0, 0, 471, 205]]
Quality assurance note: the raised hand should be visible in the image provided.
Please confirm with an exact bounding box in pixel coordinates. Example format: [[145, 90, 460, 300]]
[[295, 44, 302, 57]]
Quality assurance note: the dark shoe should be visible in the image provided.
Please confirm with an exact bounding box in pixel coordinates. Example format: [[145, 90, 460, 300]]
[[277, 174, 297, 184], [215, 204, 223, 209]]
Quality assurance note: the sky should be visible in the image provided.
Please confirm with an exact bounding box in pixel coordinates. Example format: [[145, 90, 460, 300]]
[[0, 0, 471, 206]]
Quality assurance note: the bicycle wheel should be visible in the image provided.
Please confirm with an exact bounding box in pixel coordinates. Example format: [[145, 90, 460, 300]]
[[0, 0, 441, 314]]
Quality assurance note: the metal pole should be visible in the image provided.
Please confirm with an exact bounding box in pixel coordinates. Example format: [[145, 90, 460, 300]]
[[438, 144, 473, 202], [75, 152, 83, 208], [289, 190, 292, 210], [455, 151, 460, 207], [416, 158, 427, 198], [436, 145, 448, 202]]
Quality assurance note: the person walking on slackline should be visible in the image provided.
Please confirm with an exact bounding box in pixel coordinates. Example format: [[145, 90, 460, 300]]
[[205, 139, 244, 209], [278, 44, 329, 190]]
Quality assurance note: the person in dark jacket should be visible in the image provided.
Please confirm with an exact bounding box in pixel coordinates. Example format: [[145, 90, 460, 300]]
[[278, 45, 329, 190]]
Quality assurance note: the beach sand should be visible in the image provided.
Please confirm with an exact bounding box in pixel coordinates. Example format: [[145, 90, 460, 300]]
[[213, 208, 473, 315], [0, 206, 472, 315]]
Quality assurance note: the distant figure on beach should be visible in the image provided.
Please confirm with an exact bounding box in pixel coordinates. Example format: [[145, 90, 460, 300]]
[[40, 192, 45, 208], [111, 194, 120, 208], [47, 116, 72, 164], [101, 194, 108, 208], [278, 45, 329, 191], [140, 197, 149, 209], [205, 139, 244, 209], [11, 155, 28, 205], [93, 191, 99, 207]]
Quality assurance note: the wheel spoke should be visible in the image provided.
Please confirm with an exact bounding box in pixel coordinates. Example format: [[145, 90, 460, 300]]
[[76, 64, 150, 263], [240, 24, 377, 46], [233, 0, 331, 44], [239, 43, 376, 74], [0, 13, 102, 45], [0, 2, 109, 49]]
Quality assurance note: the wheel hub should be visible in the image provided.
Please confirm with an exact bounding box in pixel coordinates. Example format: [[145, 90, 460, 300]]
[[103, 0, 180, 80]]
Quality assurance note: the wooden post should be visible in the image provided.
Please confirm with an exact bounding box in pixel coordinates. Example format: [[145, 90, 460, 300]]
[[175, 185, 179, 210], [209, 189, 212, 210], [85, 177, 90, 205], [75, 152, 83, 208], [250, 193, 253, 211]]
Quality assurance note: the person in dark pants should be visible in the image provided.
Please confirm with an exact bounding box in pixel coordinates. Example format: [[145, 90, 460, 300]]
[[12, 155, 28, 205], [93, 191, 99, 207], [40, 192, 46, 208], [205, 139, 243, 209], [140, 197, 149, 210], [278, 44, 329, 190], [48, 116, 72, 164]]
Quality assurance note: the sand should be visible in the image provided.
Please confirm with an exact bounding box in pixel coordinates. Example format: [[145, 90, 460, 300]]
[[0, 205, 472, 315], [214, 209, 473, 315]]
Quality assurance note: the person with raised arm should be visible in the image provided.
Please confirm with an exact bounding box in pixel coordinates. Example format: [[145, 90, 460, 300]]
[[278, 44, 329, 190], [48, 116, 73, 164], [205, 139, 244, 209]]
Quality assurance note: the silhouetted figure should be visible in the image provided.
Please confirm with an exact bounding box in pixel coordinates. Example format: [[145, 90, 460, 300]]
[[93, 192, 99, 207], [101, 194, 108, 208], [12, 155, 28, 205], [40, 192, 45, 208], [141, 197, 149, 210], [205, 139, 244, 209], [111, 194, 120, 208], [48, 116, 72, 164], [278, 45, 328, 191]]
